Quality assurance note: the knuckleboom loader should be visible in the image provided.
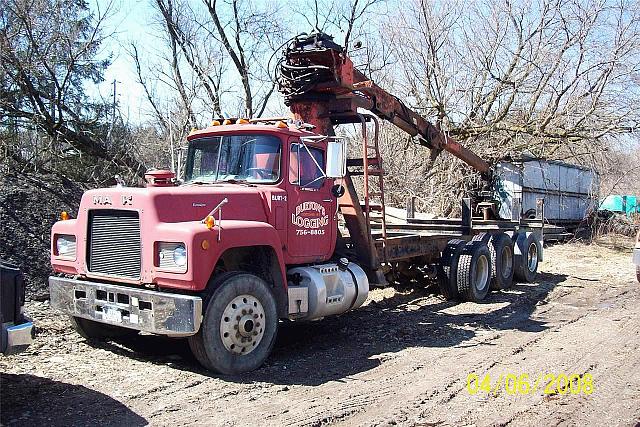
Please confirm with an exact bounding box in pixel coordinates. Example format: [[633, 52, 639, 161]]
[[49, 33, 543, 374]]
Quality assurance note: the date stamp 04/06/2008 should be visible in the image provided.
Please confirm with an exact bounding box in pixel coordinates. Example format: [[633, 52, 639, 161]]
[[466, 373, 594, 396]]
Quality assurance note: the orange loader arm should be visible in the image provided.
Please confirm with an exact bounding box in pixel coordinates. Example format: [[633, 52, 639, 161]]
[[278, 32, 490, 174]]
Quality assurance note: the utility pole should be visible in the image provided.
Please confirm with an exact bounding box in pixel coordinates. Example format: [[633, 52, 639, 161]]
[[107, 79, 118, 145], [169, 102, 175, 174], [112, 79, 117, 125]]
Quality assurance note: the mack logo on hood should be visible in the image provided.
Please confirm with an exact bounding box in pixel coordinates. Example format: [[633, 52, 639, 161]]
[[92, 195, 112, 205]]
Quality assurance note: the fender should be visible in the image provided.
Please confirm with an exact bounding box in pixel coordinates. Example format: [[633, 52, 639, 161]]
[[52, 217, 287, 294], [192, 220, 287, 293]]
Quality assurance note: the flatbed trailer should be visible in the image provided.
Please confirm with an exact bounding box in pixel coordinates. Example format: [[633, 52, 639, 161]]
[[341, 197, 544, 281], [373, 216, 544, 265]]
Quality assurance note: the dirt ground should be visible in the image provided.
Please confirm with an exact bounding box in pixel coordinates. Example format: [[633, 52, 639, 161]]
[[2, 236, 639, 426]]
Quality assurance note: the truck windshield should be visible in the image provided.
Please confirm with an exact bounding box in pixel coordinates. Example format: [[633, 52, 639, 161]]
[[184, 134, 282, 184]]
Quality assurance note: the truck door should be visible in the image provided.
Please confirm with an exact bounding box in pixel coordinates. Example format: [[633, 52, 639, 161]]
[[286, 140, 336, 260]]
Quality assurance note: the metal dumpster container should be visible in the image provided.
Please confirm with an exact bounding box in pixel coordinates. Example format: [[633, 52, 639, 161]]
[[493, 158, 599, 226]]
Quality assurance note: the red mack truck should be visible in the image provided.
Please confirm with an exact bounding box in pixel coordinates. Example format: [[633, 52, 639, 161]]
[[49, 33, 544, 374]]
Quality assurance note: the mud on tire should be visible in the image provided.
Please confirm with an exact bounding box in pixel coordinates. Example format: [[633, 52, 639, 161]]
[[514, 232, 541, 282], [488, 233, 515, 290]]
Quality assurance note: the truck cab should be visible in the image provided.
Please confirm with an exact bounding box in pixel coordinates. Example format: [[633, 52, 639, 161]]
[[185, 123, 339, 263], [49, 120, 368, 374]]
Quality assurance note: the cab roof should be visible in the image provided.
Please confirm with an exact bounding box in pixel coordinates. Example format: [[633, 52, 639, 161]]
[[186, 122, 320, 141]]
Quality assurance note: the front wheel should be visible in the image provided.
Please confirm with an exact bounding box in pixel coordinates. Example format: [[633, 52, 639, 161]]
[[188, 272, 278, 374]]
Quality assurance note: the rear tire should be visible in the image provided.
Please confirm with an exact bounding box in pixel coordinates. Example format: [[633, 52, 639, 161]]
[[472, 233, 497, 286], [636, 265, 639, 283], [188, 272, 278, 375], [457, 241, 492, 302], [489, 233, 515, 290], [436, 239, 466, 300], [70, 316, 138, 341], [514, 232, 541, 282]]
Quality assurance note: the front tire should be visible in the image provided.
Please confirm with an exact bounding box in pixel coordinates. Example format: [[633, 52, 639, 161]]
[[188, 272, 278, 374]]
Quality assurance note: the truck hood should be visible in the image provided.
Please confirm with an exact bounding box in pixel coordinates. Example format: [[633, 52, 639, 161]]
[[81, 183, 275, 224]]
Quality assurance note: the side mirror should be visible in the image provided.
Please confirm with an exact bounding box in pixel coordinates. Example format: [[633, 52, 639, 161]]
[[331, 184, 345, 198], [326, 141, 346, 178]]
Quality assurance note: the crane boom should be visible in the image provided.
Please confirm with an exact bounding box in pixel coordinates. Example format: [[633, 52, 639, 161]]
[[277, 32, 490, 174], [277, 33, 494, 279]]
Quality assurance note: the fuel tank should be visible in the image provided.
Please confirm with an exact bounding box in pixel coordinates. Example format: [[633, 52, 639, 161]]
[[287, 261, 369, 320]]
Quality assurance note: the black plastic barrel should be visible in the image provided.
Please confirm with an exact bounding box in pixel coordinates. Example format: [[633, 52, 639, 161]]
[[0, 260, 26, 324]]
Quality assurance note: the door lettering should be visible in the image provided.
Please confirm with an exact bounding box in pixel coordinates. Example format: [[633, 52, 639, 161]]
[[291, 201, 329, 230]]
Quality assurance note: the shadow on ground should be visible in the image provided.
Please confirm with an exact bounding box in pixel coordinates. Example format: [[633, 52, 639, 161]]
[[81, 271, 568, 386], [0, 373, 148, 426]]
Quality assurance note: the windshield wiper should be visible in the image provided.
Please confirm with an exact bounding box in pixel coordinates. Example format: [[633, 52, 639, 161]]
[[219, 178, 251, 185], [185, 179, 214, 185]]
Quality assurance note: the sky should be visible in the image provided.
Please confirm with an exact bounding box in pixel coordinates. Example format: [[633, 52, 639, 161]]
[[88, 0, 380, 125], [89, 0, 349, 125], [91, 1, 153, 124], [88, 0, 639, 152]]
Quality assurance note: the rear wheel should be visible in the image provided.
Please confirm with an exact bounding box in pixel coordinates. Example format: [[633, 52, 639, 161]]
[[489, 233, 515, 290], [70, 317, 138, 341], [514, 232, 541, 282], [636, 265, 639, 283], [436, 239, 466, 300], [457, 241, 492, 302], [188, 272, 278, 374]]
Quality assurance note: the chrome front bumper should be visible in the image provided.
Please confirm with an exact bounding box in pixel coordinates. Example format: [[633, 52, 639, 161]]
[[49, 277, 202, 336]]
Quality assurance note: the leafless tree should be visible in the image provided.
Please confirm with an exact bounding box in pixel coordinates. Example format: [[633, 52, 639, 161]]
[[374, 0, 640, 215], [131, 44, 169, 132], [0, 0, 145, 178], [124, 0, 297, 173], [200, 0, 287, 118], [155, 0, 226, 120]]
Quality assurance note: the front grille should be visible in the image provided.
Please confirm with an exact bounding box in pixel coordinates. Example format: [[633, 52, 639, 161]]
[[88, 210, 141, 279]]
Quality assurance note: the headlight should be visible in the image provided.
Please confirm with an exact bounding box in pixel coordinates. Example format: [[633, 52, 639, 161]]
[[56, 235, 76, 257], [158, 242, 187, 271], [173, 245, 187, 267]]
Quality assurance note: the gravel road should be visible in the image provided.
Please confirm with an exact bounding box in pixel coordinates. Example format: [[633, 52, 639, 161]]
[[2, 237, 639, 426]]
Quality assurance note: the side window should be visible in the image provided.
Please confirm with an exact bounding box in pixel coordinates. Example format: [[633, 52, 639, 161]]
[[289, 143, 325, 189]]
